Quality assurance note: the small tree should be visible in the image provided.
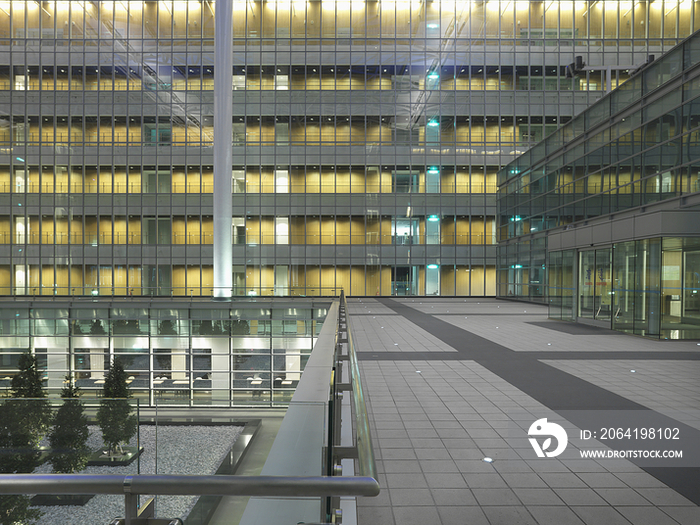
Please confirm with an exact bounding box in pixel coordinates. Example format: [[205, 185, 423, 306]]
[[48, 377, 90, 474], [198, 320, 213, 335], [11, 352, 49, 399], [96, 358, 137, 456], [0, 399, 44, 524], [89, 319, 107, 335], [158, 320, 177, 335], [0, 352, 49, 525], [9, 352, 52, 450]]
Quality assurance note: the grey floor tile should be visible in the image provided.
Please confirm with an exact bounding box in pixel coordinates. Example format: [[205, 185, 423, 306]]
[[617, 506, 686, 525], [635, 488, 696, 506], [473, 437, 511, 449], [379, 448, 418, 460], [539, 472, 588, 488], [598, 460, 644, 473], [527, 506, 586, 525], [570, 506, 633, 525], [384, 473, 428, 489], [423, 472, 469, 488], [472, 488, 521, 506], [388, 488, 434, 506], [409, 420, 440, 429], [463, 472, 509, 488], [500, 472, 547, 488], [576, 472, 629, 488], [377, 429, 410, 439], [441, 437, 478, 449], [392, 505, 441, 525], [467, 428, 502, 438], [419, 459, 460, 472], [492, 460, 536, 473], [659, 506, 700, 525], [489, 449, 528, 461], [415, 448, 451, 460], [435, 428, 471, 439], [560, 459, 609, 473], [374, 420, 406, 430], [357, 506, 396, 525], [432, 420, 466, 429], [437, 506, 490, 525], [430, 488, 477, 506], [381, 460, 423, 473], [399, 413, 430, 421], [553, 488, 609, 506], [406, 428, 440, 438], [594, 488, 653, 506], [525, 460, 571, 472], [481, 506, 538, 525], [615, 472, 671, 488], [356, 489, 392, 507], [512, 488, 565, 505], [456, 460, 503, 473], [377, 438, 414, 449], [409, 438, 445, 448], [448, 447, 493, 460]]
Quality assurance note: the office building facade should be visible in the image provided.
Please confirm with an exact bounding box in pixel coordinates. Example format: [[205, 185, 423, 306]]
[[498, 30, 700, 339], [2, 0, 698, 299]]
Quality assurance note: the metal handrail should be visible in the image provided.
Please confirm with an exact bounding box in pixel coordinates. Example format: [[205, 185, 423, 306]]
[[0, 474, 379, 498], [340, 292, 378, 481]]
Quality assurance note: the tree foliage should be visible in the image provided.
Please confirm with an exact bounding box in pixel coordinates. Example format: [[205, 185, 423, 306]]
[[9, 352, 52, 446], [158, 320, 177, 335], [96, 358, 137, 455], [89, 319, 107, 335], [0, 495, 42, 525], [11, 352, 48, 400], [0, 352, 49, 525], [48, 377, 90, 474]]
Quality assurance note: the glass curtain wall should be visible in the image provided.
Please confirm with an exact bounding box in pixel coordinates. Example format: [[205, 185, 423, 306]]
[[0, 301, 328, 406], [548, 249, 575, 320], [4, 0, 696, 298], [499, 31, 700, 306]]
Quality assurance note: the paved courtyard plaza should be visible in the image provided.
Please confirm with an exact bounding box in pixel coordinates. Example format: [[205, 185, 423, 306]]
[[352, 298, 700, 525]]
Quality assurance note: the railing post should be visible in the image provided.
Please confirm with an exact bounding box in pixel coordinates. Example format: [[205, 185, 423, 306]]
[[124, 494, 138, 525], [124, 476, 138, 525]]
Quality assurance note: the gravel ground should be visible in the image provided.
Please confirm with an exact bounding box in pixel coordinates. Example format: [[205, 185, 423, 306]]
[[31, 424, 244, 525]]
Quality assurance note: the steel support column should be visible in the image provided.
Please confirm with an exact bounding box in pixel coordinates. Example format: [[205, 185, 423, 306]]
[[213, 0, 233, 299]]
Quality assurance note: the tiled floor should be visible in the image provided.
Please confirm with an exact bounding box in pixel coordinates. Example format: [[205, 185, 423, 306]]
[[352, 298, 700, 525]]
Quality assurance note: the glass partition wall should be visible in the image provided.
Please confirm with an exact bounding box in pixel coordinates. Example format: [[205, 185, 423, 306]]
[[0, 299, 329, 406]]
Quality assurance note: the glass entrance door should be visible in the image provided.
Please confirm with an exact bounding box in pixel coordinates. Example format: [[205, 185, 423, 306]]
[[579, 248, 612, 322], [392, 266, 418, 296]]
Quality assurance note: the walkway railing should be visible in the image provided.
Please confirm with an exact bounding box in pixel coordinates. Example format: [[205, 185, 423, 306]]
[[0, 293, 379, 525], [238, 292, 379, 524], [344, 292, 377, 480]]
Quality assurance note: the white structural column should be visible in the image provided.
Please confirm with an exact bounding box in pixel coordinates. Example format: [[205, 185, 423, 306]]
[[213, 0, 233, 299]]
